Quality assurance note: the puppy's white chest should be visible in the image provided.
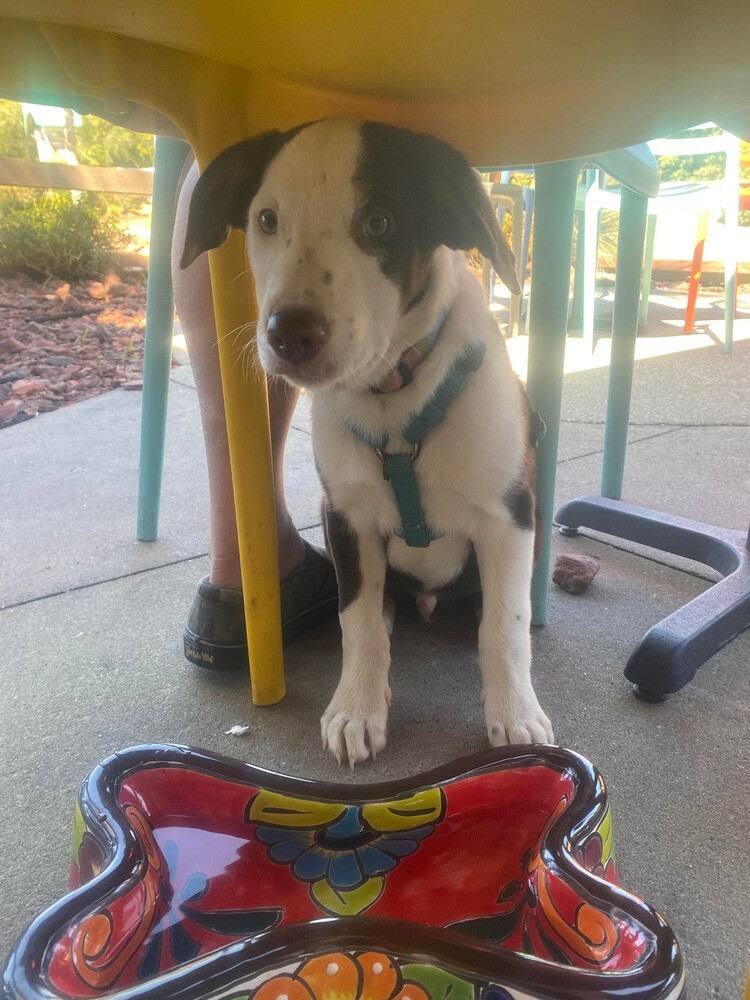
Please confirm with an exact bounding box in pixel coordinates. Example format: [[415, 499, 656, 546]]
[[387, 532, 472, 590]]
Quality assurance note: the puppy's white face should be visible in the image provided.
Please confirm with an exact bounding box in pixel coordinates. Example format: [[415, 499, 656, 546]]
[[247, 120, 402, 389], [181, 117, 520, 390]]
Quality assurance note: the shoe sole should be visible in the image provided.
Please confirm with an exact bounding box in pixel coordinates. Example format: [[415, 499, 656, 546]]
[[183, 594, 339, 672], [183, 627, 248, 671]]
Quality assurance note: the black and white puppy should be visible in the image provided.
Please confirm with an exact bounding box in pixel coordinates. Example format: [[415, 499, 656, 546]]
[[181, 118, 553, 765]]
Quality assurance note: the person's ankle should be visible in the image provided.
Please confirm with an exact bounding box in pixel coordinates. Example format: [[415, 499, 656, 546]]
[[277, 528, 306, 581], [208, 525, 306, 590], [207, 555, 242, 591]]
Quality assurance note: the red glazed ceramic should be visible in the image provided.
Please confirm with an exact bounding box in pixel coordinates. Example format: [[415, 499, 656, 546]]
[[2, 744, 684, 1000]]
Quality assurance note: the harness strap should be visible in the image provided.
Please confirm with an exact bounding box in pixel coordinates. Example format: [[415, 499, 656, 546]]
[[347, 338, 487, 548], [381, 451, 439, 547], [403, 338, 486, 443]]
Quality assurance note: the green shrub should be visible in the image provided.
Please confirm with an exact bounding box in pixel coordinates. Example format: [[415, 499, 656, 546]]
[[76, 115, 154, 169], [0, 190, 129, 280], [0, 100, 37, 158]]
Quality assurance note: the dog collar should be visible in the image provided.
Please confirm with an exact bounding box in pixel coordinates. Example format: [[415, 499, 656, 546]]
[[369, 308, 450, 394], [349, 338, 486, 547]]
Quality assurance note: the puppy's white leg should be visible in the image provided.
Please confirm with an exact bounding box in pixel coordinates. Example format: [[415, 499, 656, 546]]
[[474, 522, 554, 746], [322, 509, 391, 766]]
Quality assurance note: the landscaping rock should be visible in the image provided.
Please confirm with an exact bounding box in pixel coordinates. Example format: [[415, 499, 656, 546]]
[[552, 553, 601, 594], [0, 274, 148, 425], [10, 378, 48, 398], [0, 399, 24, 422], [60, 294, 85, 311], [86, 281, 108, 300], [0, 337, 25, 359]]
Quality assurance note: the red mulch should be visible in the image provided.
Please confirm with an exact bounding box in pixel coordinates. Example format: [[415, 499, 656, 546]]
[[0, 270, 148, 429]]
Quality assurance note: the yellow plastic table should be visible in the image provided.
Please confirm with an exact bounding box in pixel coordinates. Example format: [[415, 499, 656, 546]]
[[2, 1, 748, 706]]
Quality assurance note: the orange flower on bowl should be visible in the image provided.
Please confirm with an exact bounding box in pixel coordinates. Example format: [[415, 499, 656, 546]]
[[252, 952, 431, 1000]]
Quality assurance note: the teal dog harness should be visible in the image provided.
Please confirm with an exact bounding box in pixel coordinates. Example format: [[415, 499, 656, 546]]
[[347, 338, 487, 548]]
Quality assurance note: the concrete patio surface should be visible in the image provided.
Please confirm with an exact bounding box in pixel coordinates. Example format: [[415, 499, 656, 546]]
[[1, 289, 749, 998]]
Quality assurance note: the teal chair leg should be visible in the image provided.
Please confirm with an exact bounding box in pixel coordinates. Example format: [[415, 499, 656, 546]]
[[137, 136, 190, 542], [527, 159, 580, 625], [570, 170, 595, 330], [724, 250, 736, 354], [601, 187, 649, 500], [723, 133, 740, 354], [723, 205, 739, 355], [581, 179, 601, 353], [639, 212, 657, 328]]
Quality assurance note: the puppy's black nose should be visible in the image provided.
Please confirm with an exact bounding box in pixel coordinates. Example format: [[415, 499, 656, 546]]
[[267, 307, 328, 364]]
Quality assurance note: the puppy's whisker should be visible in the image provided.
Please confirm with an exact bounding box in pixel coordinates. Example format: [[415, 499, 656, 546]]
[[214, 320, 258, 351], [229, 266, 254, 285], [238, 341, 263, 384]]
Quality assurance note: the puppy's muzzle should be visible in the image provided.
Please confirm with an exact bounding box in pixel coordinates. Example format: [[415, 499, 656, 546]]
[[267, 307, 328, 366]]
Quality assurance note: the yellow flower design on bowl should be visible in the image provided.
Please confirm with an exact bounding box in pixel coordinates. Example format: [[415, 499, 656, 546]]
[[247, 788, 445, 916]]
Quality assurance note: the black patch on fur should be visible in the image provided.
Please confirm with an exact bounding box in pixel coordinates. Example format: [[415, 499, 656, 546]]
[[403, 269, 432, 313], [314, 459, 330, 499], [180, 124, 306, 268], [385, 546, 480, 602], [324, 505, 362, 612], [322, 270, 333, 285], [355, 122, 519, 296], [504, 479, 534, 530]]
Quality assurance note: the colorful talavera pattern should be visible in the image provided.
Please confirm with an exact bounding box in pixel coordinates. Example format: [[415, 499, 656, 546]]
[[447, 798, 622, 967], [248, 787, 445, 915], [31, 749, 681, 1000], [222, 951, 503, 1000], [576, 807, 617, 884]]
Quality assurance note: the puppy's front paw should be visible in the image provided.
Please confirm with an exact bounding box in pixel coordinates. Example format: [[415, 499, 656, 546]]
[[321, 685, 390, 767], [485, 687, 554, 746]]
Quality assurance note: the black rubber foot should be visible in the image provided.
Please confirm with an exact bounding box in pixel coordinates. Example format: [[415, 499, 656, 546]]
[[632, 685, 668, 704], [558, 525, 579, 537]]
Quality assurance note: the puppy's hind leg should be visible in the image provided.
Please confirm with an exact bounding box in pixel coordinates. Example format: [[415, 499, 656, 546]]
[[474, 520, 554, 746], [383, 593, 396, 636], [322, 505, 392, 766]]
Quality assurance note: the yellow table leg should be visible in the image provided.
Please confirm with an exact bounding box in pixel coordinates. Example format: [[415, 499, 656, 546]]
[[209, 230, 285, 705]]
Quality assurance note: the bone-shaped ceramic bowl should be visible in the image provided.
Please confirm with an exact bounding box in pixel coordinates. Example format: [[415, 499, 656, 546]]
[[2, 744, 684, 1000]]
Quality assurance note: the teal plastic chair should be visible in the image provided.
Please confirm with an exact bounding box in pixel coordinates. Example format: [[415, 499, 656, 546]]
[[525, 144, 659, 622], [135, 135, 190, 541], [481, 180, 529, 336]]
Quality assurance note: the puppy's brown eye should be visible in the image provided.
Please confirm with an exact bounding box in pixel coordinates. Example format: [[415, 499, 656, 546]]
[[362, 209, 393, 240], [259, 209, 278, 235]]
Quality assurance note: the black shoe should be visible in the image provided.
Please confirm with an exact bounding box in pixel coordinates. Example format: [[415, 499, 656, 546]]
[[183, 541, 338, 671]]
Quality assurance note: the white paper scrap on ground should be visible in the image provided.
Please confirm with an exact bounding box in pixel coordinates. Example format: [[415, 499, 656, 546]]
[[224, 724, 250, 736]]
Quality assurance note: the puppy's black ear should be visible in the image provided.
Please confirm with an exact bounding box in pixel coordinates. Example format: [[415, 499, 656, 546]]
[[180, 128, 301, 269], [360, 123, 521, 295], [436, 168, 523, 296]]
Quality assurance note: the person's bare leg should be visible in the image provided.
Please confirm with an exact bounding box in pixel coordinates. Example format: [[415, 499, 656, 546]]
[[171, 159, 305, 588]]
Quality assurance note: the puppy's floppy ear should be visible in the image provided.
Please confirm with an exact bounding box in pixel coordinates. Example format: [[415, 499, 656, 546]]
[[360, 123, 521, 295], [438, 169, 522, 296], [180, 127, 302, 269]]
